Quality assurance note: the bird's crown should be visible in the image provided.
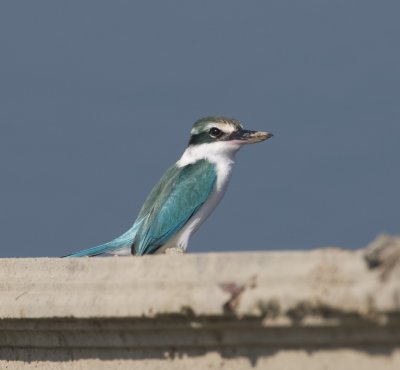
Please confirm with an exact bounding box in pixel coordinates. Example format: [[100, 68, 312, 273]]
[[189, 116, 243, 146]]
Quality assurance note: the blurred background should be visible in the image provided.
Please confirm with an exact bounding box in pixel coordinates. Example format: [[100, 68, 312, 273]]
[[0, 1, 399, 257]]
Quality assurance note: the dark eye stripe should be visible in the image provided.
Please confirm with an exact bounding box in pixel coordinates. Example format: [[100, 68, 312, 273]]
[[189, 127, 225, 146]]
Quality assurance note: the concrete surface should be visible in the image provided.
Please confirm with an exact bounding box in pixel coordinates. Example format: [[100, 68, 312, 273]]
[[1, 235, 400, 369]]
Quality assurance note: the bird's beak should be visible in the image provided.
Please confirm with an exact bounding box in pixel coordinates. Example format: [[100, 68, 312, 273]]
[[228, 129, 273, 144]]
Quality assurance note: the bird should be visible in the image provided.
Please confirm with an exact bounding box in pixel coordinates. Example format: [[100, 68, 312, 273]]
[[64, 116, 273, 257]]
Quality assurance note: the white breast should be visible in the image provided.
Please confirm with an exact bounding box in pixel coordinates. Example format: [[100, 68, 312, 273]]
[[163, 141, 240, 251]]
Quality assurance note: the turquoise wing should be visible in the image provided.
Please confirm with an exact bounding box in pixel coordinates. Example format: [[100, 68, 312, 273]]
[[133, 160, 217, 255]]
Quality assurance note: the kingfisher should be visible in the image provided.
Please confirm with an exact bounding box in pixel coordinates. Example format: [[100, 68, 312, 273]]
[[64, 116, 273, 257]]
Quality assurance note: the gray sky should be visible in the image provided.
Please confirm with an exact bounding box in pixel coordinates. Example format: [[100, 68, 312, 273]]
[[0, 1, 399, 257]]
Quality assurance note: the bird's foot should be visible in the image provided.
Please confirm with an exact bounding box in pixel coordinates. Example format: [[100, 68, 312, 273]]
[[164, 247, 185, 255]]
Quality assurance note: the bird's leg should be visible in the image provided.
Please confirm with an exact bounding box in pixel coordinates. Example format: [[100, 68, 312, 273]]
[[164, 247, 185, 255]]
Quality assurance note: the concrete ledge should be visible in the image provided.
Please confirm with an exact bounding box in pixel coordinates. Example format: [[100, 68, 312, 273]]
[[1, 235, 400, 369]]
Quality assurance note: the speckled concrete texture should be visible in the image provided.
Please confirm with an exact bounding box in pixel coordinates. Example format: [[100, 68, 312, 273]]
[[1, 235, 399, 369]]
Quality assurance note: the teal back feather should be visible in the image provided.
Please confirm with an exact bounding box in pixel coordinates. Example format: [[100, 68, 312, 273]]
[[63, 160, 216, 257], [134, 160, 216, 255]]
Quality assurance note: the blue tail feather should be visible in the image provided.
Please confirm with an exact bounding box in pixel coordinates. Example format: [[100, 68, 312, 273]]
[[62, 240, 129, 257], [63, 224, 139, 258]]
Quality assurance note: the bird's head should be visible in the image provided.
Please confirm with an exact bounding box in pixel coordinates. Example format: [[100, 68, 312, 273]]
[[188, 116, 273, 148]]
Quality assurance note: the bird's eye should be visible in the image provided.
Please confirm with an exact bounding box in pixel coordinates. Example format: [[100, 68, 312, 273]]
[[209, 127, 222, 138]]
